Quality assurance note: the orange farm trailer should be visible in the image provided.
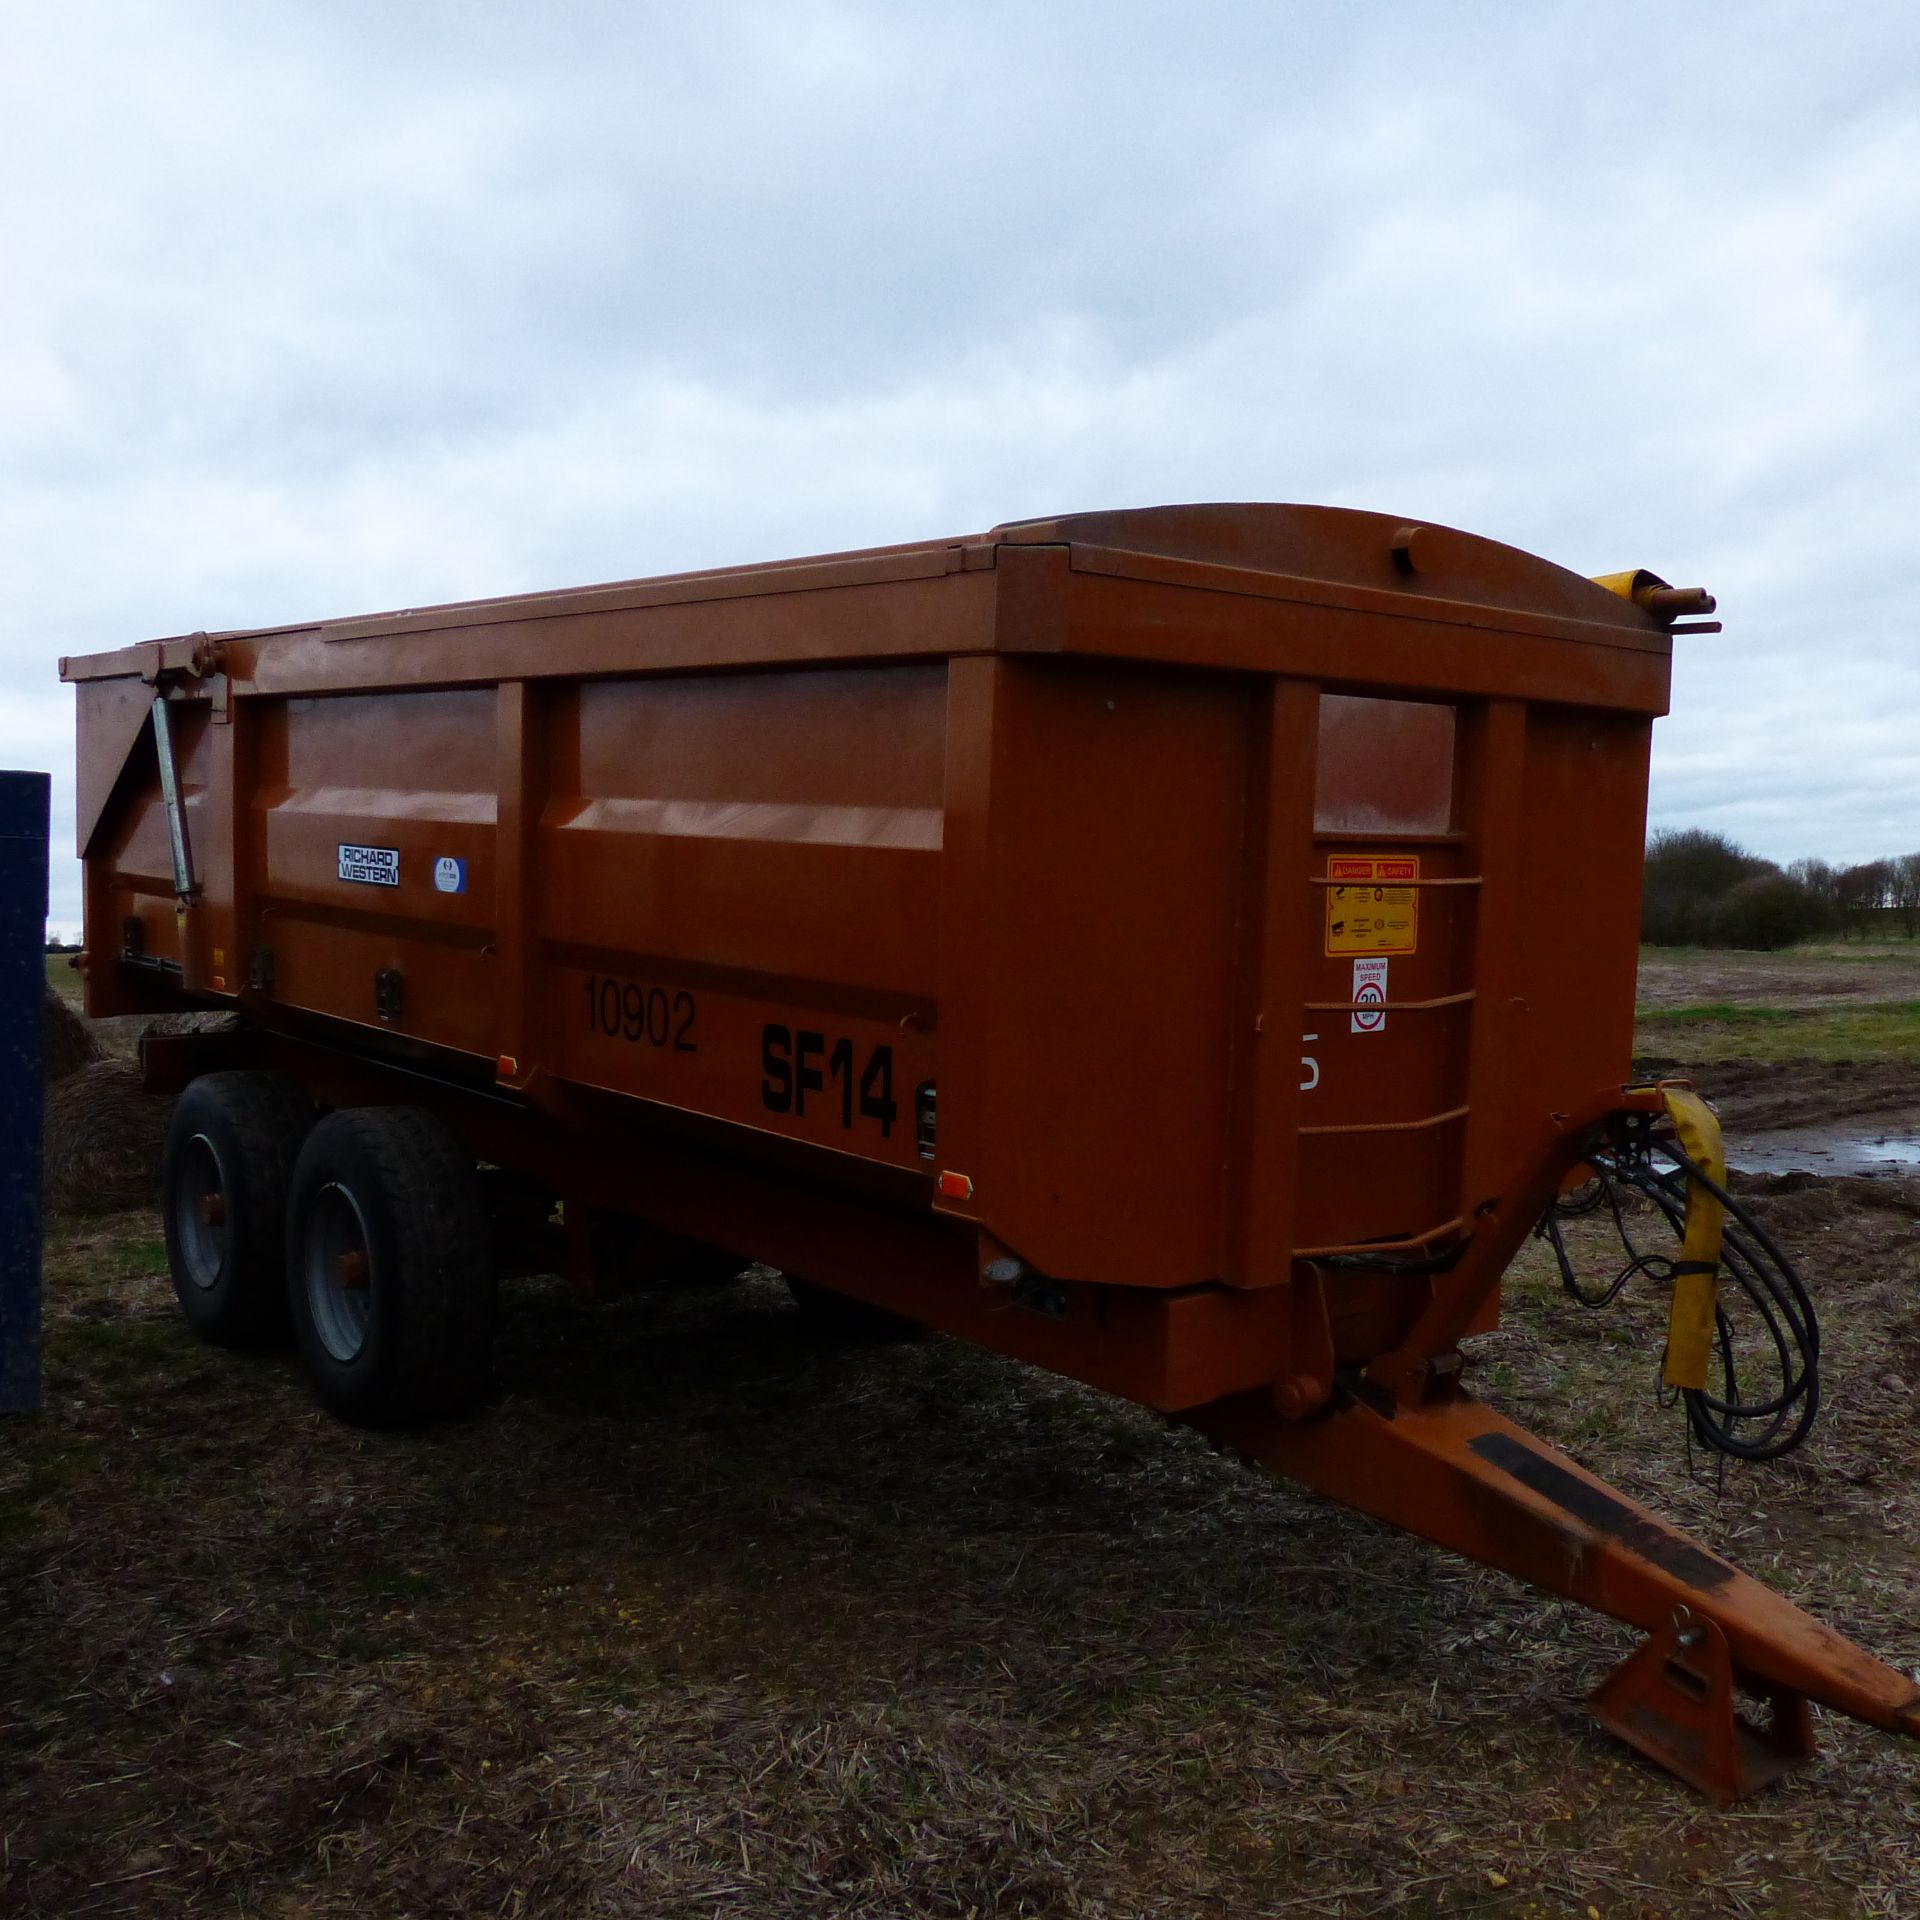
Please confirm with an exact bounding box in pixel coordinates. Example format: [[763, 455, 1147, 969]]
[[62, 504, 1920, 1799]]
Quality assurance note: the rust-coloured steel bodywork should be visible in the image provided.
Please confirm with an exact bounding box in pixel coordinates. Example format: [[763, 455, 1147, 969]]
[[62, 503, 1920, 1795]]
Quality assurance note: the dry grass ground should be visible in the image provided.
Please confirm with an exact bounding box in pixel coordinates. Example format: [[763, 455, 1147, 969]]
[[3, 952, 1919, 1916], [1634, 940, 1920, 1015], [44, 953, 82, 1002]]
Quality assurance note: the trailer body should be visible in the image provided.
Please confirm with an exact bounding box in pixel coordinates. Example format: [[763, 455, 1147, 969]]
[[63, 503, 1920, 1797], [68, 507, 1657, 1337]]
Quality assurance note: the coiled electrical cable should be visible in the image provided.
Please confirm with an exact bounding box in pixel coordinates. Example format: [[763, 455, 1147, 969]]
[[1537, 1131, 1821, 1462]]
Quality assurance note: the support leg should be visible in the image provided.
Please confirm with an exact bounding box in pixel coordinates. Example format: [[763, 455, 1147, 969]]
[[1589, 1610, 1815, 1801]]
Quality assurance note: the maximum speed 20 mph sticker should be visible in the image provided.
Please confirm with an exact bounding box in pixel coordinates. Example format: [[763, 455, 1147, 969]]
[[1351, 956, 1388, 1034]]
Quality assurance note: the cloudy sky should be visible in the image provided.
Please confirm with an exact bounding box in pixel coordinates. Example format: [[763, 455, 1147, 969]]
[[6, 1, 1917, 932]]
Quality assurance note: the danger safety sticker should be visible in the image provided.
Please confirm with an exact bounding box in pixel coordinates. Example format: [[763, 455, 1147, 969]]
[[1324, 853, 1418, 956]]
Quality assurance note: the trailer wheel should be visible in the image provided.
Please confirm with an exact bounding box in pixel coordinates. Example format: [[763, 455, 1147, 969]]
[[286, 1107, 494, 1427], [162, 1071, 313, 1347]]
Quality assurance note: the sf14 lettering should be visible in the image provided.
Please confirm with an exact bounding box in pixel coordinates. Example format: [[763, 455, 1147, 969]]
[[761, 1025, 898, 1137]]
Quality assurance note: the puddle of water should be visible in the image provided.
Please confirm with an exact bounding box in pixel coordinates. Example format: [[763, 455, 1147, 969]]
[[1725, 1128, 1920, 1178]]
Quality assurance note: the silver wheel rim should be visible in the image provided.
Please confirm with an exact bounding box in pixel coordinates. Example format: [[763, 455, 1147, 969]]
[[304, 1181, 375, 1364], [171, 1133, 229, 1292]]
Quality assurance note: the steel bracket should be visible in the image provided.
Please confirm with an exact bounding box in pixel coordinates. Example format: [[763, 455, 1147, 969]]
[[373, 967, 405, 1023], [151, 695, 196, 901], [1272, 1263, 1336, 1416], [1591, 1608, 1815, 1802]]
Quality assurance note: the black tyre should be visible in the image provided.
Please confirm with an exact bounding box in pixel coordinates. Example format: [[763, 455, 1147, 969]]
[[161, 1071, 313, 1347], [285, 1107, 495, 1427], [784, 1274, 917, 1339]]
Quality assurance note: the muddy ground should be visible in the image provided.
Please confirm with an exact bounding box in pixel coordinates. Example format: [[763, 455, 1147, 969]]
[[3, 960, 1919, 1917], [1649, 1060, 1920, 1136]]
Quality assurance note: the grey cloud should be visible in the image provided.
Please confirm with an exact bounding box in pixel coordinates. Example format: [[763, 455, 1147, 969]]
[[5, 0, 1919, 930]]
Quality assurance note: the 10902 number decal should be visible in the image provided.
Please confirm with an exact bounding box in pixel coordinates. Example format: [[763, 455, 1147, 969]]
[[761, 1025, 897, 1137], [583, 974, 696, 1051]]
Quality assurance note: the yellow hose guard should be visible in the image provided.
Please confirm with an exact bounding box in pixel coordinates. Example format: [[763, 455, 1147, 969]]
[[1591, 568, 1669, 604], [1591, 570, 1718, 623], [1659, 1087, 1727, 1391]]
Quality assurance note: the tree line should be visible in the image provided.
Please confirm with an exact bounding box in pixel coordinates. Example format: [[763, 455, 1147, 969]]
[[1641, 829, 1920, 949]]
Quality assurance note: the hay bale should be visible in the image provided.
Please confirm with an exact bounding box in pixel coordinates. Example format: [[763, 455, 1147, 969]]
[[43, 985, 103, 1085], [42, 1060, 172, 1216]]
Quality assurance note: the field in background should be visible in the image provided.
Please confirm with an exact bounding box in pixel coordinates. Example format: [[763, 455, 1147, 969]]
[[44, 951, 81, 1001], [1635, 940, 1920, 1068], [3, 947, 1917, 1916], [1640, 1001, 1920, 1064]]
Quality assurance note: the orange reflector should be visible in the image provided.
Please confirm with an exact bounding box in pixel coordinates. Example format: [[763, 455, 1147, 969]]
[[936, 1170, 974, 1201], [496, 1054, 520, 1079]]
